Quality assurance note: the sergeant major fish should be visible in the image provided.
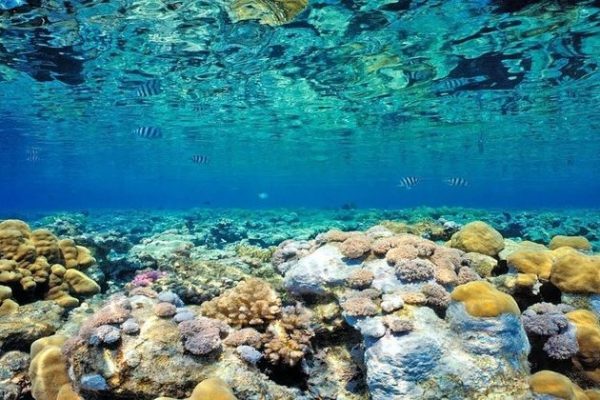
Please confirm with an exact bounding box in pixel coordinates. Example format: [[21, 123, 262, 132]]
[[398, 176, 420, 189], [136, 80, 162, 97], [133, 127, 162, 139], [444, 177, 469, 187], [191, 155, 209, 164], [432, 75, 488, 94]]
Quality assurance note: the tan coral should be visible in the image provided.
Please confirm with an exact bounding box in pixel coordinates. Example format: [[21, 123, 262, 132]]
[[451, 281, 519, 318], [385, 245, 418, 264], [345, 268, 374, 289], [566, 310, 600, 384], [29, 335, 71, 400], [200, 278, 281, 329], [549, 235, 592, 251], [262, 305, 313, 367], [31, 229, 62, 264], [507, 250, 554, 280], [339, 235, 371, 259], [449, 221, 504, 257], [58, 239, 95, 269], [371, 237, 401, 257], [551, 248, 600, 294], [529, 370, 589, 400]]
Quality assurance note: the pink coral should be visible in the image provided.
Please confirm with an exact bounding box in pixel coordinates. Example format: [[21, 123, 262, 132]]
[[131, 270, 166, 287]]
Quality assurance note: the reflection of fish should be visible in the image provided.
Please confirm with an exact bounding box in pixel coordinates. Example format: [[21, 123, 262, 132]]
[[258, 192, 269, 200], [26, 147, 40, 162], [134, 127, 162, 138], [136, 80, 161, 97], [191, 155, 209, 164], [432, 76, 487, 93], [478, 131, 485, 154], [444, 177, 469, 187], [398, 176, 420, 189]]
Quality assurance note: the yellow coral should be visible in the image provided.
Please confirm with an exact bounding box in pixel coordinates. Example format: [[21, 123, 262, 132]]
[[449, 221, 504, 257], [566, 310, 600, 384], [31, 229, 62, 264], [64, 269, 101, 295], [551, 247, 600, 294], [58, 239, 95, 269], [200, 278, 281, 328], [56, 384, 83, 400], [29, 335, 71, 400], [529, 370, 589, 400], [507, 250, 554, 280], [549, 235, 592, 251], [450, 281, 519, 318]]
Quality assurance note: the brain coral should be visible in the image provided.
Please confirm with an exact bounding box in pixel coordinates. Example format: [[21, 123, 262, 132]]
[[0, 219, 98, 308], [200, 278, 281, 329], [566, 309, 600, 384], [528, 370, 590, 400], [549, 235, 592, 251], [551, 247, 600, 294], [450, 281, 519, 318], [449, 221, 504, 257], [262, 304, 314, 367]]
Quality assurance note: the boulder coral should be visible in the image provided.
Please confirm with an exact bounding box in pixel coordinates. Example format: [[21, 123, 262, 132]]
[[529, 370, 590, 399], [566, 309, 600, 384], [551, 248, 600, 294], [449, 221, 505, 257], [29, 335, 81, 400], [200, 278, 281, 329], [0, 219, 99, 308], [549, 235, 592, 251], [450, 281, 520, 318]]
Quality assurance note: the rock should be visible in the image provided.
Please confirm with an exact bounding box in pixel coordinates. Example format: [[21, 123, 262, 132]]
[[0, 301, 64, 351], [284, 245, 352, 296]]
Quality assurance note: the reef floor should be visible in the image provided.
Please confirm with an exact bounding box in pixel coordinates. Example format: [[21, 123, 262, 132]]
[[1, 207, 599, 400]]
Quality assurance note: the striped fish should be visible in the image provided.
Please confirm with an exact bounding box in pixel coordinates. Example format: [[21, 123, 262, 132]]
[[133, 127, 162, 139], [191, 154, 209, 164], [444, 177, 469, 187], [136, 80, 162, 97], [398, 176, 420, 189], [432, 75, 487, 93]]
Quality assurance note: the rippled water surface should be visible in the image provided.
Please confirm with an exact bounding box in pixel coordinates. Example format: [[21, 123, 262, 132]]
[[1, 0, 599, 209]]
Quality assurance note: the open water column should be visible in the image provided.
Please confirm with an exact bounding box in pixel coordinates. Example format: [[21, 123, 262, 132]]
[[0, 0, 599, 399]]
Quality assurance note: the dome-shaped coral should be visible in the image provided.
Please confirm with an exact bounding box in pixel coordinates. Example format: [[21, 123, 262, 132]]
[[449, 221, 504, 257], [450, 281, 519, 318]]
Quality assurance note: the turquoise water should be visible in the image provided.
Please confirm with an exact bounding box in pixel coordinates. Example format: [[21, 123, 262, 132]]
[[1, 0, 600, 210]]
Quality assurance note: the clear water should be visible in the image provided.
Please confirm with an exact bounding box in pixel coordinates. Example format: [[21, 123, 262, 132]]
[[1, 0, 600, 211]]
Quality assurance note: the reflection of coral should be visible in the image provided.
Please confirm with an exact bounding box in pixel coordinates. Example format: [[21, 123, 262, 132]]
[[200, 278, 281, 329], [229, 0, 308, 26], [262, 305, 313, 366]]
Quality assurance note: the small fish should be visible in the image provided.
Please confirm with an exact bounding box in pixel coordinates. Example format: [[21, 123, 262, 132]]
[[398, 176, 420, 189], [191, 154, 209, 164], [258, 192, 269, 200], [432, 75, 487, 93], [444, 177, 469, 187], [136, 80, 162, 97], [134, 127, 162, 139], [26, 147, 40, 162]]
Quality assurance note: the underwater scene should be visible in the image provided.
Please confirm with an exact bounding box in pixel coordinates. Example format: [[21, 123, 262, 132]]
[[1, 0, 600, 399]]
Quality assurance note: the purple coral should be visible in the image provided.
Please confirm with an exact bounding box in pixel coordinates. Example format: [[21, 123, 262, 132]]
[[395, 259, 435, 282], [522, 302, 578, 360], [543, 329, 579, 360], [131, 270, 166, 287], [179, 317, 230, 356]]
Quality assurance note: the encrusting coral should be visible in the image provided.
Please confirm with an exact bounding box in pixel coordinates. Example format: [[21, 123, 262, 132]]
[[200, 278, 281, 329], [0, 219, 99, 308]]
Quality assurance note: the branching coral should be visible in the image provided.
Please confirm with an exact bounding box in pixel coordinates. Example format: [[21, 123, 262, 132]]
[[200, 278, 281, 329], [522, 303, 579, 360], [262, 304, 314, 367]]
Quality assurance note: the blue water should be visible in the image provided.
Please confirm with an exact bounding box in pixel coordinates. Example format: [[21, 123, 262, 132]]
[[1, 0, 600, 211]]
